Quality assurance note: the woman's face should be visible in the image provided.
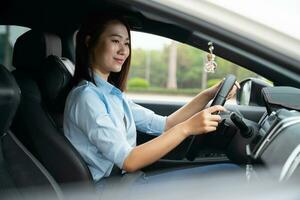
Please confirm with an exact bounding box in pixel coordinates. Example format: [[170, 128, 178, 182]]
[[90, 20, 130, 79]]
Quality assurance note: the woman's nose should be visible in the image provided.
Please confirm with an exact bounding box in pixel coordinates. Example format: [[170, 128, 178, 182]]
[[118, 44, 128, 55]]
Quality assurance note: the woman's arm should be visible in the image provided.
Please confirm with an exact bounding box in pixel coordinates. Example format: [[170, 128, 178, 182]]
[[123, 105, 225, 172], [165, 81, 239, 131], [165, 89, 213, 131]]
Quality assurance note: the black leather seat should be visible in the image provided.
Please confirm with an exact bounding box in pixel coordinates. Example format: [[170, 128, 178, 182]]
[[0, 64, 63, 199], [11, 30, 93, 186]]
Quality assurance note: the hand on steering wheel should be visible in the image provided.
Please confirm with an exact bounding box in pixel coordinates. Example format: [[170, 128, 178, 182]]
[[185, 74, 237, 161], [210, 74, 237, 106]]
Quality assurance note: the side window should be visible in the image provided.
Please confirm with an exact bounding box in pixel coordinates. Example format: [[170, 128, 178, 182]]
[[0, 26, 30, 71], [127, 31, 264, 103]]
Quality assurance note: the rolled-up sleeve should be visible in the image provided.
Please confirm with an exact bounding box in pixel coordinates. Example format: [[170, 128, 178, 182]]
[[127, 99, 167, 136], [72, 89, 133, 169]]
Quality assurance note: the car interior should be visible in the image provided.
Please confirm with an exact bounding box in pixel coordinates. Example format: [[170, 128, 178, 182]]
[[1, 0, 300, 199], [0, 63, 63, 199]]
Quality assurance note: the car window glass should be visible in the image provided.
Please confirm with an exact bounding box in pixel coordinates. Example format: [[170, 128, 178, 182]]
[[127, 31, 267, 104], [0, 25, 30, 71]]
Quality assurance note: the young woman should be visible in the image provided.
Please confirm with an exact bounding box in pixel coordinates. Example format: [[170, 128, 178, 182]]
[[63, 13, 238, 185]]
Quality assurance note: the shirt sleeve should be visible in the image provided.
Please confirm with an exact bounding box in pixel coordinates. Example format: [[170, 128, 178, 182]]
[[127, 98, 167, 136], [71, 88, 133, 169]]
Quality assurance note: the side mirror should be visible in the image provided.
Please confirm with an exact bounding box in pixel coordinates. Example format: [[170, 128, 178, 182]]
[[236, 78, 272, 106]]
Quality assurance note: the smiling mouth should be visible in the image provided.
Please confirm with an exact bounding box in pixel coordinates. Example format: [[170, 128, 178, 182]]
[[114, 58, 124, 64]]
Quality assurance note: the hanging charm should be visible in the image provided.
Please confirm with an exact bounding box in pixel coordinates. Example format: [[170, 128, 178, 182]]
[[204, 41, 217, 73]]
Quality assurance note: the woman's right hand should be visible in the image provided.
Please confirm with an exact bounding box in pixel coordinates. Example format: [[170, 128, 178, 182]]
[[182, 105, 226, 137]]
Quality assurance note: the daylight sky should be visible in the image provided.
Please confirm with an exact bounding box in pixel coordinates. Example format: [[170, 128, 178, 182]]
[[131, 31, 171, 50]]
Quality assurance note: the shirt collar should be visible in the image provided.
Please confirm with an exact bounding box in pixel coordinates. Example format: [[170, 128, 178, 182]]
[[93, 72, 123, 97]]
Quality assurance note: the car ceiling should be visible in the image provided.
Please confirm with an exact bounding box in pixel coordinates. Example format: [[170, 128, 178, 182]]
[[1, 0, 103, 31], [0, 0, 189, 40]]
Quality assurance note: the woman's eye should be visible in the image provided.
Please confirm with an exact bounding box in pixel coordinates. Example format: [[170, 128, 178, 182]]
[[125, 42, 130, 46], [112, 40, 119, 43]]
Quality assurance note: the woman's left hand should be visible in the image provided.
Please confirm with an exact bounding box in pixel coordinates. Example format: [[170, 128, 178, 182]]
[[205, 79, 240, 100]]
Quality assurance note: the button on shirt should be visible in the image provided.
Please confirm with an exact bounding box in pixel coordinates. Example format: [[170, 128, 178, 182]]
[[63, 73, 166, 182]]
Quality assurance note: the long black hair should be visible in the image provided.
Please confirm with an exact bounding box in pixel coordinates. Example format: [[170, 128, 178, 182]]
[[73, 13, 131, 91]]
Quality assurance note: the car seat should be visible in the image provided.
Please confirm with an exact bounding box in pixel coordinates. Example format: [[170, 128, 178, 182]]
[[0, 64, 63, 200], [11, 30, 93, 186]]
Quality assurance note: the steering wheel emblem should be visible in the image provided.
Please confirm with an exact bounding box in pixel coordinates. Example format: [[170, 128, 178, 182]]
[[204, 41, 217, 73]]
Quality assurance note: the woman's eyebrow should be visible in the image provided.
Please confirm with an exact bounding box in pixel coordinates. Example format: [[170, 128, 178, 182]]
[[109, 34, 129, 41]]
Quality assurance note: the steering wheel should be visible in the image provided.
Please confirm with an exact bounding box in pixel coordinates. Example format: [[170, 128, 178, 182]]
[[185, 74, 237, 161]]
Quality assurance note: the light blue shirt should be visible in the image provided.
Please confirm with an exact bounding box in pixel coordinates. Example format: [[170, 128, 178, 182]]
[[63, 73, 166, 182]]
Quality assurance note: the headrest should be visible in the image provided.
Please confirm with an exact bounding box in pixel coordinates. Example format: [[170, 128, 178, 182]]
[[39, 55, 75, 113], [13, 30, 62, 71], [0, 65, 21, 134]]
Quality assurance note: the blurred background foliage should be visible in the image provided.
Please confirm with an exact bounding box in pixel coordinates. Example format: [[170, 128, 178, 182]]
[[128, 42, 257, 96]]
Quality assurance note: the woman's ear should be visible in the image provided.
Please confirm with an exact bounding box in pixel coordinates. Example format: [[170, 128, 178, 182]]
[[85, 35, 91, 48]]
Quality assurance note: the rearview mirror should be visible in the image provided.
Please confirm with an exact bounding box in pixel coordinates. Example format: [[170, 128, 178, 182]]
[[236, 78, 272, 106]]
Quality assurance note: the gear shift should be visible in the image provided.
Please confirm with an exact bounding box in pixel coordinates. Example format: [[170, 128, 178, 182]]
[[230, 112, 253, 138]]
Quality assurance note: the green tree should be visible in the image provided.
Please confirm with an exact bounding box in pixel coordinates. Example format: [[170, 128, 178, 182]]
[[130, 48, 146, 79], [176, 43, 205, 88], [129, 40, 261, 92]]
